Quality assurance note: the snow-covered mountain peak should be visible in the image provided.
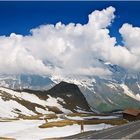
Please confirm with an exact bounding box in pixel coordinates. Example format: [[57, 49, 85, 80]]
[[0, 61, 140, 113], [51, 75, 96, 89]]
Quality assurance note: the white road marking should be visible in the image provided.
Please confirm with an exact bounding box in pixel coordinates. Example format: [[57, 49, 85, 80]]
[[121, 129, 140, 139]]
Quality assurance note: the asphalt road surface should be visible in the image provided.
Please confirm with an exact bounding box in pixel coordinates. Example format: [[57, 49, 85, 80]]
[[63, 120, 140, 139]]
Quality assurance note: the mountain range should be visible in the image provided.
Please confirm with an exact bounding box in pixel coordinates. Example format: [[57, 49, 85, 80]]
[[0, 61, 140, 113]]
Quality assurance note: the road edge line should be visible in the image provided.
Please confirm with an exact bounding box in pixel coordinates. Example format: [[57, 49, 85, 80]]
[[121, 129, 140, 139]]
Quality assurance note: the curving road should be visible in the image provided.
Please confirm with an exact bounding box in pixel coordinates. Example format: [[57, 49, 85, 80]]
[[63, 120, 140, 139]]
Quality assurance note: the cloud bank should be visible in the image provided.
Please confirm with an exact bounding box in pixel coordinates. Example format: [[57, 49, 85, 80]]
[[0, 6, 140, 77]]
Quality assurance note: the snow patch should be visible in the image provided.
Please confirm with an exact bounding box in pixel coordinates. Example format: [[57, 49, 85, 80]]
[[66, 94, 72, 97], [66, 115, 118, 120], [137, 83, 140, 91], [57, 97, 66, 104], [51, 75, 95, 88], [107, 98, 114, 104], [120, 84, 140, 101], [107, 84, 116, 89], [35, 107, 52, 114], [136, 94, 140, 100], [0, 97, 35, 118], [0, 87, 72, 116], [0, 120, 113, 140], [46, 95, 72, 113], [0, 87, 47, 107]]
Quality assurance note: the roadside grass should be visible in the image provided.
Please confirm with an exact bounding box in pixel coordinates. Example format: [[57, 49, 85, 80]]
[[67, 113, 109, 117], [39, 118, 127, 128], [0, 137, 15, 140], [78, 119, 128, 125]]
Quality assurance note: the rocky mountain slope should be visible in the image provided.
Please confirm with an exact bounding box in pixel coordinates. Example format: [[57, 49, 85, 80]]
[[46, 81, 91, 112], [0, 82, 91, 118], [0, 74, 54, 90], [51, 62, 140, 112], [0, 62, 140, 113]]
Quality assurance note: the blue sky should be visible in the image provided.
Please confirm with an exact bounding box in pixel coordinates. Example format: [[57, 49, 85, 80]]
[[0, 1, 140, 45], [0, 1, 140, 76]]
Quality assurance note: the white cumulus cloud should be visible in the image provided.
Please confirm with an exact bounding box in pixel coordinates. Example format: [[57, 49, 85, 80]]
[[0, 6, 140, 78]]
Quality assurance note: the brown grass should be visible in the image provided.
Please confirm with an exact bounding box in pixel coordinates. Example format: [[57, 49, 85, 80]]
[[0, 137, 15, 140], [44, 114, 58, 119], [21, 114, 58, 122], [77, 119, 127, 125], [67, 113, 93, 117], [47, 106, 63, 114], [22, 114, 43, 120], [67, 113, 107, 117], [39, 118, 127, 128], [39, 120, 76, 128], [0, 118, 19, 122]]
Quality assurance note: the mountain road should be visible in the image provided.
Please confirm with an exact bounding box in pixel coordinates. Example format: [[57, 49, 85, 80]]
[[62, 120, 140, 139]]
